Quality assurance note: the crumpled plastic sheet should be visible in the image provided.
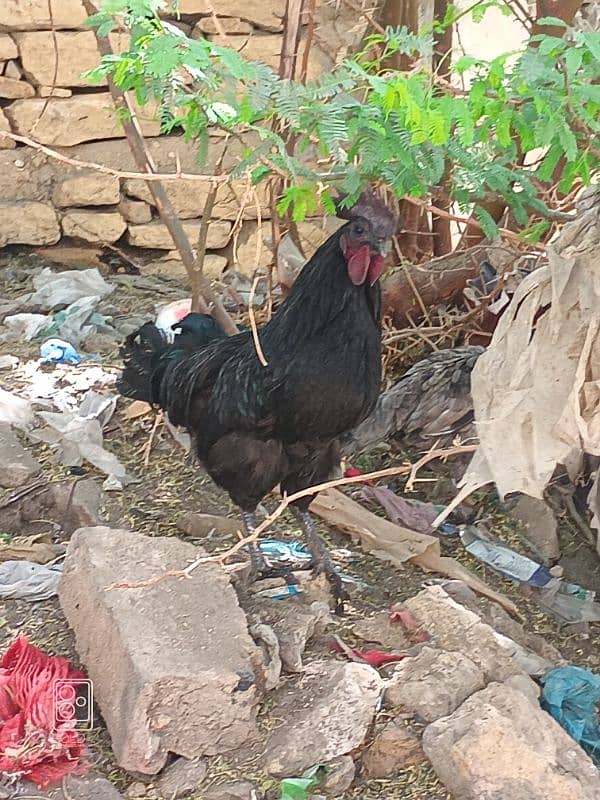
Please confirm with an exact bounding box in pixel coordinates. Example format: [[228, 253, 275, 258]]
[[31, 389, 136, 490], [29, 267, 113, 311], [3, 313, 50, 341], [22, 361, 116, 413], [541, 665, 600, 765], [0, 560, 63, 601]]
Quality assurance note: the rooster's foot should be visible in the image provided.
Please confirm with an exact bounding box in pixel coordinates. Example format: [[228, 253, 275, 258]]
[[291, 507, 349, 615]]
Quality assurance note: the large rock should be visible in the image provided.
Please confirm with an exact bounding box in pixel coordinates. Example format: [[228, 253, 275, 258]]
[[15, 31, 129, 87], [0, 150, 54, 199], [53, 173, 121, 207], [403, 586, 522, 682], [362, 722, 426, 778], [385, 646, 485, 723], [0, 76, 35, 98], [0, 0, 87, 31], [118, 197, 152, 224], [127, 219, 231, 250], [0, 34, 18, 60], [193, 17, 253, 36], [0, 108, 15, 150], [209, 33, 320, 79], [59, 527, 263, 773], [0, 201, 60, 245], [263, 659, 383, 777], [423, 682, 600, 800], [0, 424, 42, 488], [62, 210, 126, 243], [156, 757, 208, 799], [5, 94, 160, 146], [165, 0, 285, 31]]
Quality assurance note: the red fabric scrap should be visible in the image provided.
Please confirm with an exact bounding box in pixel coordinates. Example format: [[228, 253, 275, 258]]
[[0, 637, 88, 788], [344, 466, 373, 485], [389, 606, 430, 643], [330, 640, 408, 667]]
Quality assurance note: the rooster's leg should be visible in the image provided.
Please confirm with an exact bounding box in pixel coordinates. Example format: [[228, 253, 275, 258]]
[[291, 507, 348, 614], [240, 510, 267, 581]]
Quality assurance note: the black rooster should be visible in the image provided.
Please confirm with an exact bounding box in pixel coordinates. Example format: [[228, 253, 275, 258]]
[[118, 190, 397, 609]]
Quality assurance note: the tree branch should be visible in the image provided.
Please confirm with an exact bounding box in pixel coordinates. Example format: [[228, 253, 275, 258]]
[[81, 0, 238, 334]]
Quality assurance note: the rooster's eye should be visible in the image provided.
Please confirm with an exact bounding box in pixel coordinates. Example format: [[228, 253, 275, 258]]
[[354, 224, 364, 235]]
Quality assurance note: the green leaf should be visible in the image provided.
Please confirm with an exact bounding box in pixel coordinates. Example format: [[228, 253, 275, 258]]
[[474, 205, 499, 240], [251, 165, 271, 185], [535, 16, 568, 28], [581, 31, 600, 63], [454, 55, 479, 75], [557, 122, 578, 161]]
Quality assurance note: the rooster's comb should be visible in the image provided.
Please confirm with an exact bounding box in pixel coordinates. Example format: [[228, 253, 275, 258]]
[[335, 187, 398, 239]]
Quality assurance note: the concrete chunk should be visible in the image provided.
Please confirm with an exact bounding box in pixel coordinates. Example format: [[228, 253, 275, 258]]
[[59, 527, 262, 774], [423, 683, 600, 800]]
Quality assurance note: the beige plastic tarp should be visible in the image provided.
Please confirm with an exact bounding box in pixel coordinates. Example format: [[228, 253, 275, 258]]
[[456, 206, 600, 544]]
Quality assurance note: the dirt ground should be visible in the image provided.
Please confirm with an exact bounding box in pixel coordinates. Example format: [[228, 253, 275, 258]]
[[1, 247, 599, 799]]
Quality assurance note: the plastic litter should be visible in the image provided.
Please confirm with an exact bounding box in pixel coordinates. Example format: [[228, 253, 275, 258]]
[[0, 533, 62, 565], [259, 539, 312, 570], [0, 355, 19, 370], [0, 637, 88, 786], [3, 312, 50, 341], [29, 267, 113, 311], [257, 584, 303, 600], [361, 483, 459, 536], [461, 527, 600, 623], [39, 296, 114, 345], [155, 298, 192, 341], [31, 389, 134, 490], [460, 526, 553, 587], [0, 560, 63, 601], [330, 635, 408, 667], [40, 338, 81, 365], [22, 360, 116, 413], [541, 665, 600, 765]]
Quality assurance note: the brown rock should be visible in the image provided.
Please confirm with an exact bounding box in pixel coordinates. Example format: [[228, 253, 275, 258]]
[[193, 18, 253, 36], [203, 782, 256, 800], [362, 722, 426, 778], [127, 219, 231, 250], [4, 60, 22, 80], [320, 755, 355, 796], [15, 31, 129, 87], [0, 76, 35, 98], [39, 86, 72, 97], [62, 210, 126, 244], [6, 94, 160, 146], [0, 0, 87, 31], [264, 660, 383, 777], [0, 478, 104, 536], [177, 512, 241, 538], [252, 600, 330, 673], [233, 225, 273, 274], [0, 201, 59, 245], [0, 424, 42, 488], [404, 586, 522, 682], [118, 197, 153, 224], [42, 773, 124, 800], [146, 253, 228, 281], [209, 34, 320, 79], [385, 647, 485, 723], [53, 173, 121, 208], [59, 527, 262, 773], [0, 34, 17, 60], [165, 0, 285, 31], [156, 757, 207, 799], [0, 108, 15, 149], [423, 682, 600, 800]]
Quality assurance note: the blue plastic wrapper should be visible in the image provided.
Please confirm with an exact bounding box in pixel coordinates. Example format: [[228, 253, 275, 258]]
[[541, 666, 600, 764], [40, 338, 81, 365]]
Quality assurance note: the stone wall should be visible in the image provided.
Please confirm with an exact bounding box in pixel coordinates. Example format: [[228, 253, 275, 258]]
[[0, 0, 365, 276]]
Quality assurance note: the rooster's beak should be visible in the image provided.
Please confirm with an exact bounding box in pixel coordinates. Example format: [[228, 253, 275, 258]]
[[373, 239, 391, 257]]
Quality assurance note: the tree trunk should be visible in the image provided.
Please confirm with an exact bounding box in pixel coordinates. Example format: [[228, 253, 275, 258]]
[[431, 0, 453, 257]]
